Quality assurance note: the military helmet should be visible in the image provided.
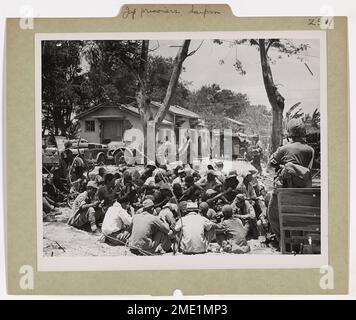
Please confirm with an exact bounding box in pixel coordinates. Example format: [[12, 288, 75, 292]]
[[287, 118, 306, 138]]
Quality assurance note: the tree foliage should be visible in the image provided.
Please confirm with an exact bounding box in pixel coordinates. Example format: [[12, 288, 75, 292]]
[[186, 84, 270, 134], [214, 38, 310, 151], [42, 40, 84, 135], [42, 40, 191, 137]]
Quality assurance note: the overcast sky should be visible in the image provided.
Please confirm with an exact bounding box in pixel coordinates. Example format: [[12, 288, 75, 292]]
[[150, 39, 320, 116]]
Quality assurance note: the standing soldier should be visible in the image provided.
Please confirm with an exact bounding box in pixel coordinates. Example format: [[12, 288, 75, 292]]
[[59, 140, 74, 180]]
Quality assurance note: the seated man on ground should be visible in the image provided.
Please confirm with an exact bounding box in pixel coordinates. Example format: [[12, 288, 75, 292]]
[[236, 172, 257, 200], [116, 171, 137, 206], [70, 166, 87, 194], [199, 202, 221, 223], [180, 176, 204, 202], [174, 202, 216, 254], [129, 199, 171, 255], [139, 160, 157, 185], [96, 173, 116, 214], [158, 202, 179, 247], [153, 183, 173, 209], [215, 205, 250, 254], [101, 199, 132, 245], [67, 181, 101, 234], [231, 194, 257, 239], [197, 170, 222, 192], [143, 172, 165, 195]]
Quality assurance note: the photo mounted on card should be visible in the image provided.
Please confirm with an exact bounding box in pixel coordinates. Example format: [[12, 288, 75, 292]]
[[5, 4, 349, 294]]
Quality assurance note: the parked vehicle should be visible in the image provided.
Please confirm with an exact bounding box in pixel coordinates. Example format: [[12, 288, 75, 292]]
[[42, 136, 108, 171]]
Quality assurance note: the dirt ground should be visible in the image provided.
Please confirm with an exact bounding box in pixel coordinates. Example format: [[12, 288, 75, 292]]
[[43, 221, 278, 257]]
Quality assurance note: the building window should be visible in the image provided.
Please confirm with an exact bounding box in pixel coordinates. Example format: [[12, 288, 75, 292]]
[[85, 120, 95, 132]]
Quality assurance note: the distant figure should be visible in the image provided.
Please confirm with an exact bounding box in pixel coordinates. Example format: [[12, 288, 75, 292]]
[[249, 134, 263, 174], [59, 140, 74, 178]]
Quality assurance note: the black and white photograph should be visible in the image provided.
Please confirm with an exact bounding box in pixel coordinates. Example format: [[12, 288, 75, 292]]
[[37, 32, 327, 270]]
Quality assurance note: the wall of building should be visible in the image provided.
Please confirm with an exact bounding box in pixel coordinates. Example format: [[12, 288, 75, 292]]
[[79, 118, 101, 143], [79, 113, 144, 144]]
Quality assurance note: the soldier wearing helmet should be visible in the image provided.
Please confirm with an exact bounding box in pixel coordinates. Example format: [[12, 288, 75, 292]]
[[269, 118, 314, 187], [267, 118, 315, 242]]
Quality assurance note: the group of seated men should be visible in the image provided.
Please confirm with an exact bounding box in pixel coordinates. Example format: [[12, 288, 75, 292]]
[[43, 118, 315, 255], [63, 160, 270, 255]]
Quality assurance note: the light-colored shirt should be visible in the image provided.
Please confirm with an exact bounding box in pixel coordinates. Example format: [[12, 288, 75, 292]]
[[175, 212, 215, 254], [102, 202, 132, 235]]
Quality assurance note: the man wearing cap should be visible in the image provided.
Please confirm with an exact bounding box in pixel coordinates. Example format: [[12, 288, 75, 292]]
[[143, 172, 165, 195], [172, 167, 186, 186], [197, 170, 222, 192], [223, 171, 240, 202], [129, 199, 171, 254], [96, 173, 116, 214], [215, 205, 250, 254], [231, 194, 257, 239], [174, 202, 216, 254], [101, 199, 132, 245], [67, 181, 101, 234], [117, 171, 137, 206]]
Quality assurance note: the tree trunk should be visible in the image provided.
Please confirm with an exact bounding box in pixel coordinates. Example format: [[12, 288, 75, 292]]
[[272, 108, 283, 152], [155, 40, 191, 127], [258, 39, 285, 152], [136, 40, 151, 164], [136, 40, 192, 162]]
